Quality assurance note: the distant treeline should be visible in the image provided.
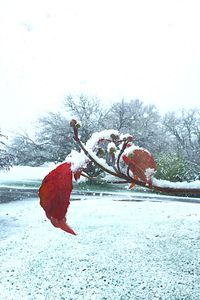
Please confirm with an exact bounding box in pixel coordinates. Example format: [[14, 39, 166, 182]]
[[3, 95, 200, 182]]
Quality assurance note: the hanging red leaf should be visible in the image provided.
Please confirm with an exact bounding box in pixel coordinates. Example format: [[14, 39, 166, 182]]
[[39, 162, 76, 235], [123, 149, 156, 183], [74, 170, 82, 181], [128, 175, 139, 189]]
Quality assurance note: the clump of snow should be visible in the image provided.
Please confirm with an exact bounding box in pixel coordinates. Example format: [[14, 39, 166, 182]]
[[66, 150, 89, 173], [86, 129, 119, 150], [119, 133, 133, 140], [123, 144, 146, 157], [85, 147, 116, 174], [145, 168, 156, 181], [152, 177, 200, 189]]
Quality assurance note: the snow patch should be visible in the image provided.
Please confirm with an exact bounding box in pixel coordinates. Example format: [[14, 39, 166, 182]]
[[66, 150, 89, 173], [0, 164, 55, 182], [145, 168, 156, 180], [152, 177, 200, 189], [86, 129, 119, 150]]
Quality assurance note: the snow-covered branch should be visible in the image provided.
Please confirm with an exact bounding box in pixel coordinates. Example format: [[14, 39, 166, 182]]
[[39, 119, 200, 235], [69, 119, 200, 196]]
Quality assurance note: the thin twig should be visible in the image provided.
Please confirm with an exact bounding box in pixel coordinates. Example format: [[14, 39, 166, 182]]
[[116, 141, 127, 173], [70, 120, 200, 196]]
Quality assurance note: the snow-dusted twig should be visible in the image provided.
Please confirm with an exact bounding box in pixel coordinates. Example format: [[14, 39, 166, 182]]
[[70, 120, 200, 196]]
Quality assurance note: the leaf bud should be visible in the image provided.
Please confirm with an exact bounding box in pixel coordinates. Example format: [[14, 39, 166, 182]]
[[127, 136, 134, 143], [97, 148, 105, 156], [127, 153, 134, 160], [110, 134, 119, 141], [70, 119, 77, 127], [109, 147, 116, 155], [123, 135, 133, 143]]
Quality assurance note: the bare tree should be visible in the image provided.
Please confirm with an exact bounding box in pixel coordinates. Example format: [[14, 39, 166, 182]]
[[9, 112, 73, 166], [8, 131, 48, 166], [36, 112, 74, 161], [0, 131, 13, 170], [104, 99, 129, 131], [105, 99, 166, 153], [163, 109, 200, 166], [64, 95, 108, 142]]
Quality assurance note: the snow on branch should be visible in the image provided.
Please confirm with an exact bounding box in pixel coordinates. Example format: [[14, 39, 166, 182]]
[[69, 119, 200, 195], [38, 119, 200, 235]]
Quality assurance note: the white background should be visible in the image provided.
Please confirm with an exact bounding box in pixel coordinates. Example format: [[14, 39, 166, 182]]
[[0, 0, 200, 132]]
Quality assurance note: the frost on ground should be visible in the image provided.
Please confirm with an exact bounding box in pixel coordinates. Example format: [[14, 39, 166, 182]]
[[0, 196, 200, 300]]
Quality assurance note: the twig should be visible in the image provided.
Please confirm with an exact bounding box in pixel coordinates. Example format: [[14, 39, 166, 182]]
[[70, 120, 200, 196]]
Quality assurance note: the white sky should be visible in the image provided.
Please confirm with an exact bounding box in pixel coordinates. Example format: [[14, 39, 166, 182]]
[[0, 0, 200, 133]]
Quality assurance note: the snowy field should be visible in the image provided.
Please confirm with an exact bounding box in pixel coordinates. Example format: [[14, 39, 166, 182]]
[[0, 165, 54, 188], [1, 194, 200, 300], [1, 166, 200, 299]]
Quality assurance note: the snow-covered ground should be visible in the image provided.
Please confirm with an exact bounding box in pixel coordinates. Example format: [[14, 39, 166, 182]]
[[1, 166, 200, 299], [0, 165, 55, 188], [1, 196, 200, 300]]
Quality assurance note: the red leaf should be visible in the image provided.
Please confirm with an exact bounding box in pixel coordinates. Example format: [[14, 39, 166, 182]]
[[128, 175, 138, 189], [74, 170, 82, 181], [123, 149, 156, 183], [39, 162, 76, 235], [49, 217, 76, 235]]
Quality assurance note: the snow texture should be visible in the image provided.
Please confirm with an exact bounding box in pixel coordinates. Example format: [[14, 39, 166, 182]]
[[145, 168, 156, 181], [86, 130, 119, 150], [119, 133, 133, 140], [0, 165, 55, 184], [67, 130, 120, 174], [123, 144, 150, 157], [66, 150, 90, 173], [152, 177, 200, 190], [1, 195, 200, 300]]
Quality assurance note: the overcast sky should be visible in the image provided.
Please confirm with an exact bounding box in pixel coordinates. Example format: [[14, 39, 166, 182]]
[[0, 0, 200, 133]]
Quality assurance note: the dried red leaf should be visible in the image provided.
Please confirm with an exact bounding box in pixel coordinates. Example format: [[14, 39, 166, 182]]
[[39, 162, 76, 235], [49, 217, 76, 235], [74, 170, 82, 181], [123, 149, 156, 183], [128, 175, 139, 189]]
